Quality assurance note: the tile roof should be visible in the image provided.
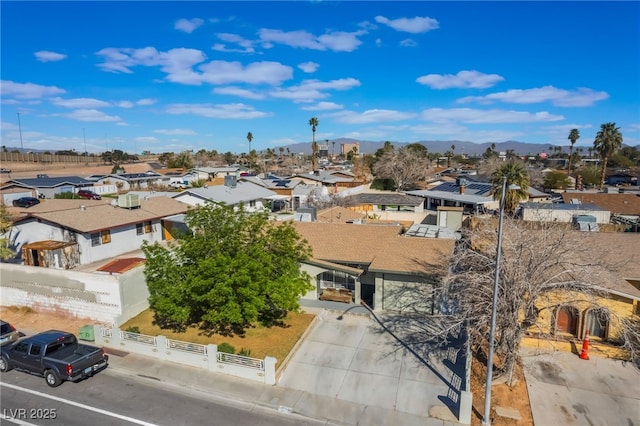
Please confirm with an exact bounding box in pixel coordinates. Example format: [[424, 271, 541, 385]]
[[17, 196, 190, 233], [174, 181, 277, 205], [293, 222, 454, 275], [560, 192, 640, 215]]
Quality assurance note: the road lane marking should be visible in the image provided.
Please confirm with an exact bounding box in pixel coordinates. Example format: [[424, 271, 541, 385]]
[[0, 414, 38, 426], [0, 382, 161, 426]]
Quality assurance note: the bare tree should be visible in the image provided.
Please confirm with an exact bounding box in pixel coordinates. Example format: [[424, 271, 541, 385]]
[[372, 146, 429, 191], [380, 218, 640, 387]]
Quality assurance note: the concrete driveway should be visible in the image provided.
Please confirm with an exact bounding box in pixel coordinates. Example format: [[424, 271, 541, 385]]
[[278, 309, 464, 423], [522, 348, 640, 426]]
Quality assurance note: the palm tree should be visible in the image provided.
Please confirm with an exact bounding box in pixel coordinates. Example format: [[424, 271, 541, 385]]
[[308, 117, 319, 171], [246, 132, 253, 155], [567, 129, 580, 172], [593, 122, 623, 189], [491, 160, 530, 215]]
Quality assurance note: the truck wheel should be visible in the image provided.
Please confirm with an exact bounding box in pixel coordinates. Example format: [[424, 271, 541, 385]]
[[44, 370, 61, 387], [0, 357, 11, 372]]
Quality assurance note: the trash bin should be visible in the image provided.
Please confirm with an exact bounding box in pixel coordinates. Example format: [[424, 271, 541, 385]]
[[78, 325, 95, 341]]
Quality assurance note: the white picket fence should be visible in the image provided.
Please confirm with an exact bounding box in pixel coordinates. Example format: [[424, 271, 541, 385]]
[[94, 326, 276, 384]]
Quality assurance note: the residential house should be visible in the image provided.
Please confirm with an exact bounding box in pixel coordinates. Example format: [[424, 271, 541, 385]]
[[520, 202, 611, 224], [191, 166, 241, 182], [7, 197, 189, 267], [92, 171, 168, 191], [156, 168, 199, 187], [292, 222, 455, 312], [406, 177, 547, 214], [560, 192, 640, 219], [171, 179, 279, 212], [342, 192, 425, 214], [294, 170, 360, 193], [534, 232, 640, 343], [1, 175, 112, 202]]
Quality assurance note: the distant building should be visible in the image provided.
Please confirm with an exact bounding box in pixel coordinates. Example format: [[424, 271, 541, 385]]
[[341, 142, 359, 157]]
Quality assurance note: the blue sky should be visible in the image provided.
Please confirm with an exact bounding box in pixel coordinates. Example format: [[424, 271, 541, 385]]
[[1, 1, 639, 155]]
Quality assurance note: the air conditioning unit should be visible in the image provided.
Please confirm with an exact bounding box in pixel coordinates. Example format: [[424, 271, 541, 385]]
[[118, 194, 140, 209]]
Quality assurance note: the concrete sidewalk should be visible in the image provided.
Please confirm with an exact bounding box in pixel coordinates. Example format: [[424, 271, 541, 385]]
[[521, 347, 640, 426], [103, 336, 458, 426]]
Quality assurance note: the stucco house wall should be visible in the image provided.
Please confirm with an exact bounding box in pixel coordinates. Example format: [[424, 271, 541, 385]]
[[0, 263, 149, 326], [10, 217, 166, 265]]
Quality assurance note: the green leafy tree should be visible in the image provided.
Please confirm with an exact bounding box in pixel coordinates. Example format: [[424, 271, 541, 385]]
[[309, 117, 319, 171], [491, 160, 530, 215], [567, 129, 580, 172], [543, 170, 571, 190], [167, 151, 194, 169], [223, 151, 235, 166], [142, 203, 313, 335], [593, 122, 623, 189], [577, 165, 601, 188], [111, 164, 125, 174], [405, 143, 428, 158]]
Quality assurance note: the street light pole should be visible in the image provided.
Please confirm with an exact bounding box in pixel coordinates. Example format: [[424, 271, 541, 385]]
[[482, 176, 507, 426], [17, 112, 24, 152]]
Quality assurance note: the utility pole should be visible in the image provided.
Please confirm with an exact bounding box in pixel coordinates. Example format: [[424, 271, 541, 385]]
[[17, 112, 24, 152], [83, 128, 88, 165]]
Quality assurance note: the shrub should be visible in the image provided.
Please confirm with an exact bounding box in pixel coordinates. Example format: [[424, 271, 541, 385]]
[[238, 348, 252, 357], [125, 326, 140, 334], [217, 342, 235, 354]]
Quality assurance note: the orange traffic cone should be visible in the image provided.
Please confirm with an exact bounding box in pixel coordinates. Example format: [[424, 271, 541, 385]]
[[579, 331, 590, 360]]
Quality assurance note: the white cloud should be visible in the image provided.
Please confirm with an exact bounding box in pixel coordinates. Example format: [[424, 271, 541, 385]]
[[136, 98, 157, 106], [175, 18, 204, 33], [200, 61, 293, 85], [298, 62, 319, 73], [258, 28, 364, 52], [399, 39, 417, 47], [1, 80, 66, 99], [62, 109, 121, 122], [165, 103, 271, 119], [417, 70, 505, 89], [118, 101, 134, 108], [301, 102, 344, 111], [213, 86, 265, 100], [96, 47, 206, 79], [51, 97, 111, 108], [374, 16, 439, 34], [330, 109, 417, 124], [213, 33, 256, 53], [421, 107, 564, 124], [135, 136, 159, 143], [269, 78, 360, 103], [154, 128, 197, 135], [457, 85, 609, 107], [34, 51, 67, 62]]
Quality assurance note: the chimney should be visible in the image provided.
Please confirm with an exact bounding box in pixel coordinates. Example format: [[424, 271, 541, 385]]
[[459, 185, 465, 194]]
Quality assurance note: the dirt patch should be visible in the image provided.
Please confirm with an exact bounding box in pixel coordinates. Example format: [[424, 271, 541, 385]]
[[469, 356, 534, 426], [0, 305, 106, 335]]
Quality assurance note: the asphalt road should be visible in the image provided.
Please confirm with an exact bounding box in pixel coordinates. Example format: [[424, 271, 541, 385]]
[[0, 367, 321, 426]]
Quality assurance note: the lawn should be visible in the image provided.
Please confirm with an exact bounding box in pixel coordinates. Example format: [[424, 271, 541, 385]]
[[120, 309, 316, 368]]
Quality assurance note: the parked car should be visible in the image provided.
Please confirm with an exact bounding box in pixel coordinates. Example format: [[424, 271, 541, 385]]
[[0, 321, 20, 346], [12, 197, 40, 208], [77, 190, 101, 200], [0, 330, 108, 387], [0, 168, 11, 174]]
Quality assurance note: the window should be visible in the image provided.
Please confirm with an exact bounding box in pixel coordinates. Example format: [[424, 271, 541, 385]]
[[136, 223, 144, 235], [144, 221, 152, 233], [92, 231, 111, 245], [249, 200, 256, 208], [30, 345, 41, 356], [14, 341, 29, 354], [584, 309, 608, 339]]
